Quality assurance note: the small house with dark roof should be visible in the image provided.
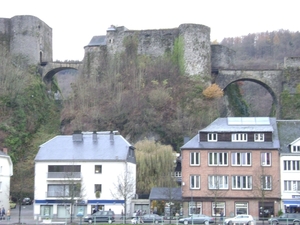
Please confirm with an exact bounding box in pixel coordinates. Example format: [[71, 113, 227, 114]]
[[277, 120, 300, 213], [34, 131, 136, 219], [149, 187, 182, 217], [0, 148, 13, 211], [181, 117, 281, 219]]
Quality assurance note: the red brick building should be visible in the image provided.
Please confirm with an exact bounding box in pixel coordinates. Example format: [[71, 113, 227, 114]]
[[181, 117, 281, 219]]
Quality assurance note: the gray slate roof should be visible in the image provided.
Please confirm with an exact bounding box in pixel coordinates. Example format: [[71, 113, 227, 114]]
[[87, 35, 106, 46], [35, 132, 134, 162], [277, 120, 300, 154], [149, 187, 182, 201], [182, 117, 280, 150]]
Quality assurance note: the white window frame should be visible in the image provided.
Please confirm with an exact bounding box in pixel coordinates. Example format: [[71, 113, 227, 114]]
[[208, 152, 228, 166], [231, 133, 248, 142], [208, 175, 229, 189], [284, 160, 300, 171], [284, 180, 300, 192], [190, 152, 200, 166], [173, 171, 182, 177], [231, 152, 252, 166], [261, 176, 272, 190], [232, 176, 252, 190], [208, 133, 218, 142], [235, 202, 248, 215], [254, 133, 265, 142], [292, 145, 300, 153], [190, 175, 200, 189], [261, 152, 271, 166]]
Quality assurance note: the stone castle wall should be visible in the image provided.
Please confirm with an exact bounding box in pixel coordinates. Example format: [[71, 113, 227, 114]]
[[0, 18, 11, 55], [211, 44, 236, 70], [0, 15, 52, 65], [284, 57, 300, 69], [85, 23, 219, 81]]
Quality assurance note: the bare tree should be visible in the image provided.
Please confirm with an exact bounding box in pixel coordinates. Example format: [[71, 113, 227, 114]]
[[50, 164, 86, 223], [205, 168, 228, 224], [111, 168, 136, 224], [251, 165, 280, 224]]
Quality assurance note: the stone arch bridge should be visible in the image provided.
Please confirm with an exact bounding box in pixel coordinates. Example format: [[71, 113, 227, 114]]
[[40, 62, 82, 82], [214, 69, 284, 117]]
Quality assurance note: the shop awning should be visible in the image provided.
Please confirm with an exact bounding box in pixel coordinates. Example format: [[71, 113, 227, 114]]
[[283, 200, 300, 206]]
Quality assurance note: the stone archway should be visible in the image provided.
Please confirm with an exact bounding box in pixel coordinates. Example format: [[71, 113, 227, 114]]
[[215, 70, 283, 118]]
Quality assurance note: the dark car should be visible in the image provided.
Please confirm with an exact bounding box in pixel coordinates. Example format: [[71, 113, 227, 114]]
[[22, 198, 32, 205], [83, 210, 115, 224], [179, 214, 215, 225], [268, 213, 300, 225]]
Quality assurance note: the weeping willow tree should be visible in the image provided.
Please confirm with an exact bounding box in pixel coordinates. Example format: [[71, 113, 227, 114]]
[[135, 139, 177, 195]]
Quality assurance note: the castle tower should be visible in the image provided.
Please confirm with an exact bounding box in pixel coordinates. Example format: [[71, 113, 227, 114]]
[[179, 24, 211, 80], [10, 15, 52, 65]]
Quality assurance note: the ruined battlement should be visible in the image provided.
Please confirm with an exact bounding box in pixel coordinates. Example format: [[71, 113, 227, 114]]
[[84, 23, 219, 81]]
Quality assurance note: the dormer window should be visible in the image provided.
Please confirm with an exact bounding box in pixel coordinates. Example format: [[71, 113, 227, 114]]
[[254, 133, 264, 142], [208, 133, 217, 142], [292, 145, 300, 152], [232, 133, 247, 142]]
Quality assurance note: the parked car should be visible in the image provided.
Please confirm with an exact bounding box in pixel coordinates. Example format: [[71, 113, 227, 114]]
[[224, 214, 255, 225], [22, 197, 32, 205], [268, 213, 300, 225], [179, 214, 215, 225], [9, 201, 16, 209], [83, 210, 115, 224], [132, 214, 164, 224]]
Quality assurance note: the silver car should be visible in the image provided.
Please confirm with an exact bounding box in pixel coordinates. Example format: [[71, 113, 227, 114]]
[[224, 214, 255, 225], [179, 214, 215, 225]]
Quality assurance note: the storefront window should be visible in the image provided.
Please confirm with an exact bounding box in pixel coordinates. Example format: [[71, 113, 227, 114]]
[[40, 205, 53, 218], [189, 202, 202, 215], [235, 202, 248, 215], [212, 202, 225, 217], [259, 202, 274, 219], [91, 204, 104, 214]]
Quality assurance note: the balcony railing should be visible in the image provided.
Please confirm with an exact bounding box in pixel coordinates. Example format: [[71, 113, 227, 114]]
[[47, 172, 81, 179], [46, 191, 81, 198]]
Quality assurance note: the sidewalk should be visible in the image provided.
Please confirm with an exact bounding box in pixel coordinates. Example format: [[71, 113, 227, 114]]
[[3, 205, 75, 225]]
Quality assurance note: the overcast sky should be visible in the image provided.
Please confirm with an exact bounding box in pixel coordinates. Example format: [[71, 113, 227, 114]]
[[2, 0, 299, 61]]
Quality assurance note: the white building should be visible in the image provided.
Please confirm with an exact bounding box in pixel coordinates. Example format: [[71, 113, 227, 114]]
[[0, 148, 13, 210], [277, 120, 300, 213], [34, 131, 136, 219]]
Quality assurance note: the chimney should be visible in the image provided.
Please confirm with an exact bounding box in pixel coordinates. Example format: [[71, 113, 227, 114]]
[[110, 131, 114, 142], [72, 130, 83, 142], [2, 148, 8, 154], [93, 131, 97, 141]]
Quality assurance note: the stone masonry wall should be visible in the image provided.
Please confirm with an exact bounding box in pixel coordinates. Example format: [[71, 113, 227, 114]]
[[211, 44, 236, 70], [10, 15, 52, 64], [284, 57, 300, 69], [0, 18, 10, 55], [91, 24, 212, 81], [179, 24, 211, 79]]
